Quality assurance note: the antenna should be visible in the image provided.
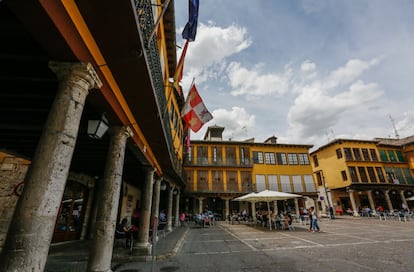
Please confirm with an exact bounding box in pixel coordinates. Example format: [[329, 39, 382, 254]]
[[389, 114, 400, 139]]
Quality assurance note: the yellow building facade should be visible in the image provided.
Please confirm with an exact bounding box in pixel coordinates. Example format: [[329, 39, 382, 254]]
[[310, 136, 414, 216], [183, 126, 318, 220]]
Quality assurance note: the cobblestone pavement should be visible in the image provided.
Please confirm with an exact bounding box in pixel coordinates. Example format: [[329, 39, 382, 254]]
[[117, 216, 414, 272]]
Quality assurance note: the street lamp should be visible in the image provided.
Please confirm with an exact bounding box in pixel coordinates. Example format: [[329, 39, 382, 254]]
[[87, 113, 109, 139]]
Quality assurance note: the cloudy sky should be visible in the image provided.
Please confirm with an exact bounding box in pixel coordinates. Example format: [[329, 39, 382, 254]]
[[174, 0, 414, 151]]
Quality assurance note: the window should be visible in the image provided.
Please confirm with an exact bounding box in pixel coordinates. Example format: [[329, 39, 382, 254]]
[[387, 150, 397, 162], [353, 148, 362, 161], [316, 172, 323, 186], [367, 167, 377, 183], [379, 150, 388, 162], [370, 149, 378, 161], [288, 153, 298, 165], [240, 147, 250, 165], [358, 167, 368, 182], [212, 146, 223, 164], [341, 170, 348, 181], [187, 146, 193, 162], [344, 148, 353, 161], [394, 167, 404, 184], [226, 147, 237, 165], [375, 167, 386, 182], [336, 148, 343, 159], [255, 174, 266, 191], [280, 175, 292, 192], [402, 168, 414, 184], [268, 175, 278, 191], [362, 149, 370, 161], [226, 171, 238, 191], [212, 170, 223, 191], [185, 170, 194, 191], [292, 176, 303, 192], [253, 151, 264, 164], [265, 152, 276, 164], [197, 146, 208, 165], [304, 175, 316, 192], [348, 167, 358, 183], [276, 153, 288, 165], [240, 171, 252, 191], [197, 170, 209, 191], [298, 153, 310, 165], [312, 155, 319, 167], [396, 150, 405, 162]]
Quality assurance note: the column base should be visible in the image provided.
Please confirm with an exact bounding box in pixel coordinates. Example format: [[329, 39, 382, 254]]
[[133, 242, 152, 256]]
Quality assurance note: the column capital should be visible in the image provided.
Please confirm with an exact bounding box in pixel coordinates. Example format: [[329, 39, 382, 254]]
[[49, 62, 102, 90]]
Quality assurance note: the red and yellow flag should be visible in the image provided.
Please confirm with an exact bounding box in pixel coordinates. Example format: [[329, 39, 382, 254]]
[[173, 40, 189, 94]]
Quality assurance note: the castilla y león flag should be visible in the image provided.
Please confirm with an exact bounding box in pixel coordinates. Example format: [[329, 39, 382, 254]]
[[181, 84, 213, 132]]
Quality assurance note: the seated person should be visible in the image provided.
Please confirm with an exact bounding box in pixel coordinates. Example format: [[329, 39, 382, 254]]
[[159, 210, 167, 223], [115, 218, 133, 247], [346, 208, 353, 215]]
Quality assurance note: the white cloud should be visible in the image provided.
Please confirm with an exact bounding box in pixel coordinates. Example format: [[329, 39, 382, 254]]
[[301, 60, 316, 72], [227, 62, 293, 99], [286, 58, 384, 144], [178, 22, 252, 91], [193, 107, 255, 140], [324, 58, 381, 89]]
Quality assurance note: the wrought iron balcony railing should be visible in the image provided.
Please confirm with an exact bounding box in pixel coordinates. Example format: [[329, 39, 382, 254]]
[[135, 0, 184, 180]]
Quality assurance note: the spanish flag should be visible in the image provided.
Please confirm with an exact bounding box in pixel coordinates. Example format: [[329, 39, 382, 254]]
[[173, 40, 189, 94]]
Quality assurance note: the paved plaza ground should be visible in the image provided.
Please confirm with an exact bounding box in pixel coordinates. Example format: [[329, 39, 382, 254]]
[[117, 216, 414, 272]]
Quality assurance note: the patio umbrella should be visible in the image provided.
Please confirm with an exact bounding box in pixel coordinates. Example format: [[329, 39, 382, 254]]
[[234, 190, 301, 230], [233, 192, 257, 202], [406, 196, 414, 201]]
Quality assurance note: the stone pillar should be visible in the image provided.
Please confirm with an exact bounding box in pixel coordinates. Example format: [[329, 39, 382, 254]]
[[384, 190, 394, 211], [367, 190, 376, 215], [348, 190, 359, 216], [174, 191, 180, 227], [0, 62, 101, 272], [400, 190, 408, 210], [198, 198, 204, 214], [224, 199, 230, 221], [151, 177, 162, 222], [135, 166, 156, 255], [166, 186, 174, 232], [81, 184, 95, 240], [294, 198, 300, 217], [273, 201, 278, 215], [251, 202, 256, 221], [87, 126, 132, 272]]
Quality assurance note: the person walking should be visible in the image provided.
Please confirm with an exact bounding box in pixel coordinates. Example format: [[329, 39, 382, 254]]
[[310, 206, 320, 232]]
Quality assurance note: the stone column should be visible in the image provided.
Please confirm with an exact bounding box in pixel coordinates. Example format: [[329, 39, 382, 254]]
[[198, 198, 204, 214], [174, 191, 180, 227], [224, 199, 230, 221], [81, 183, 95, 240], [135, 166, 156, 255], [0, 62, 101, 272], [384, 190, 394, 211], [348, 189, 359, 216], [273, 201, 278, 215], [294, 198, 300, 217], [400, 190, 408, 210], [151, 177, 162, 222], [87, 126, 132, 272], [367, 190, 376, 215], [251, 202, 257, 221], [166, 186, 174, 232]]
